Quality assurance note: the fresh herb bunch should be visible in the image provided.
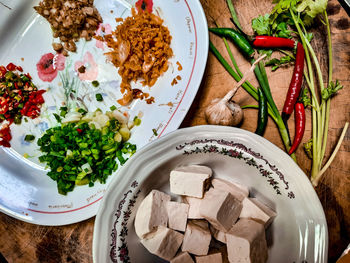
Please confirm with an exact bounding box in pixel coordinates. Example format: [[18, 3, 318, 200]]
[[38, 110, 137, 195], [251, 0, 347, 186]]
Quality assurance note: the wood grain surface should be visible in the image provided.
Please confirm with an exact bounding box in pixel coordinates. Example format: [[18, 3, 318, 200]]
[[0, 0, 349, 262]]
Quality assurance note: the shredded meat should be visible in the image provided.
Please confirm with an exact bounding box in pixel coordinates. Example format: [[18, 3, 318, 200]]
[[34, 0, 102, 55], [104, 8, 173, 105]]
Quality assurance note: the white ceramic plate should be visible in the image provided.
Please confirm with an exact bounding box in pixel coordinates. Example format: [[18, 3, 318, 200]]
[[93, 126, 328, 263], [0, 0, 208, 225]]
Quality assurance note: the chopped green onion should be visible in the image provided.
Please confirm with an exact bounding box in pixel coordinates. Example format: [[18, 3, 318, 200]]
[[37, 110, 137, 195], [53, 113, 61, 123], [92, 80, 99, 87], [24, 134, 35, 142], [152, 128, 158, 136], [78, 108, 87, 115], [96, 93, 103, 102]]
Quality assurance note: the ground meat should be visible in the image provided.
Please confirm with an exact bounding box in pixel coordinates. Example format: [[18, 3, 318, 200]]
[[103, 8, 173, 106], [34, 0, 103, 55]]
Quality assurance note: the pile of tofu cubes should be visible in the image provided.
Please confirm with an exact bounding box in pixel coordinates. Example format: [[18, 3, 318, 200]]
[[134, 165, 276, 263]]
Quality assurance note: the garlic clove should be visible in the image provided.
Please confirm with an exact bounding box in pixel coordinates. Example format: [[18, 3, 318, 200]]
[[226, 100, 243, 126]]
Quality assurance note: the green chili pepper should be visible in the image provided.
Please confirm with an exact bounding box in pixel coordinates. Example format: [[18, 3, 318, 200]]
[[255, 88, 268, 136], [209, 28, 254, 58]]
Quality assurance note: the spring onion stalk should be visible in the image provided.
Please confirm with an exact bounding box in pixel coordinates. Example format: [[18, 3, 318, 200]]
[[290, 9, 346, 186], [226, 0, 243, 32]]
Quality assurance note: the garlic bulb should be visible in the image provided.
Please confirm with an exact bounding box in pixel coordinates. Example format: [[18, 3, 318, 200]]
[[205, 54, 266, 127], [205, 98, 243, 126]]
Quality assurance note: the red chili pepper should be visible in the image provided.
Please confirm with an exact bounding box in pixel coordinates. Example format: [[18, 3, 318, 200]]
[[76, 128, 83, 134], [6, 63, 17, 71], [16, 66, 23, 72], [288, 103, 305, 155], [282, 42, 305, 120], [253, 36, 296, 49]]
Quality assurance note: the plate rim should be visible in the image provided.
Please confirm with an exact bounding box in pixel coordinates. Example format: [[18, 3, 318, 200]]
[[93, 125, 328, 262]]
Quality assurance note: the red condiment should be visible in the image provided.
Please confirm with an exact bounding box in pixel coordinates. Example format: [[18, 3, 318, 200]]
[[0, 125, 12, 147], [0, 63, 46, 147]]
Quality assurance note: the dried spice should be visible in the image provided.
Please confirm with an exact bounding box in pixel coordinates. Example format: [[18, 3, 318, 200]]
[[34, 0, 103, 55]]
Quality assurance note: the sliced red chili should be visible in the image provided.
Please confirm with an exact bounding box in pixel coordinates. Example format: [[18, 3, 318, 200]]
[[0, 125, 12, 147], [76, 128, 83, 134], [0, 66, 6, 78], [6, 63, 17, 71]]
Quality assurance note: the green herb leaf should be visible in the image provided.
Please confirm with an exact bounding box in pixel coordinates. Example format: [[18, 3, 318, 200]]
[[296, 0, 327, 23], [303, 138, 313, 159], [300, 88, 311, 107], [258, 49, 274, 58], [252, 14, 271, 35], [321, 80, 343, 100], [265, 55, 293, 71], [152, 128, 158, 136], [276, 21, 292, 38]]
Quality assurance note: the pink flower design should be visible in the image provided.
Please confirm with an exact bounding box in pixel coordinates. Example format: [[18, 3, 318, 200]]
[[36, 53, 65, 82], [95, 24, 112, 50], [74, 52, 98, 81]]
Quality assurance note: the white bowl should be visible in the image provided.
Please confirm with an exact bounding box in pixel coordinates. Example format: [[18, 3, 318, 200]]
[[93, 125, 328, 263]]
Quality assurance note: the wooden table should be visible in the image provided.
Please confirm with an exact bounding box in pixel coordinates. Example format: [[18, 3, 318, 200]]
[[0, 0, 349, 262]]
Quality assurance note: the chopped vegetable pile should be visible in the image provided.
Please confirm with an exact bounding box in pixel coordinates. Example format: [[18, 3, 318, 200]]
[[37, 109, 138, 195], [0, 63, 45, 124], [0, 63, 45, 147]]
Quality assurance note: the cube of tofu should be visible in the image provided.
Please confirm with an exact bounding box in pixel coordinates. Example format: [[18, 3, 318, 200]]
[[196, 253, 223, 263], [226, 219, 268, 263], [170, 165, 212, 198], [209, 224, 226, 244], [170, 252, 194, 263], [211, 178, 249, 202], [239, 197, 277, 228], [167, 201, 189, 232], [183, 196, 204, 219], [141, 226, 184, 261], [134, 190, 171, 238], [199, 188, 242, 232], [182, 220, 212, 256]]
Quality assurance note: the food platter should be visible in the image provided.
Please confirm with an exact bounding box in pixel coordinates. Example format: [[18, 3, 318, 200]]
[[0, 0, 208, 225], [93, 126, 328, 263]]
